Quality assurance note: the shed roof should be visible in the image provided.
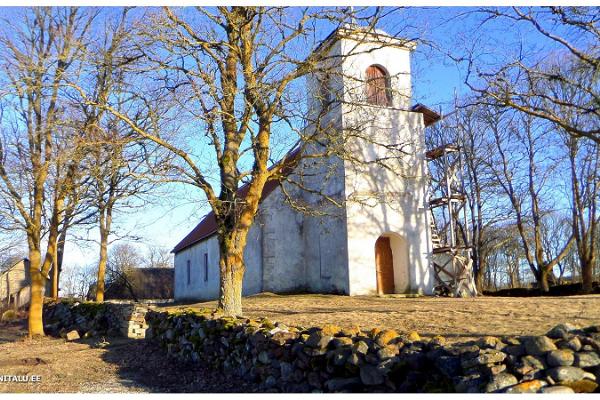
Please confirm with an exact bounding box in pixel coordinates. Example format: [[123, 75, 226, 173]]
[[105, 267, 174, 300], [411, 103, 441, 127], [0, 258, 27, 277]]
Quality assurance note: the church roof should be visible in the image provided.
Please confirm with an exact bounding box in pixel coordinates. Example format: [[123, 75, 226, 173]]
[[314, 25, 416, 55], [0, 258, 28, 276], [172, 146, 302, 254], [173, 103, 439, 255]]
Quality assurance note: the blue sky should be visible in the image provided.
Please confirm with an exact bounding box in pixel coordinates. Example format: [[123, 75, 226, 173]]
[[60, 6, 570, 268]]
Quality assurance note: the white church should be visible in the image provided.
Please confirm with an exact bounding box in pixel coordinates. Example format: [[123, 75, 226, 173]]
[[172, 26, 444, 301]]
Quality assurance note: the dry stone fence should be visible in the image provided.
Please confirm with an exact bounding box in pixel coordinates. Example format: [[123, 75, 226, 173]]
[[43, 300, 149, 339], [43, 300, 600, 393]]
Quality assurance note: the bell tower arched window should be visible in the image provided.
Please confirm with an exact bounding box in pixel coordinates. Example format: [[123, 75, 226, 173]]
[[365, 65, 391, 107]]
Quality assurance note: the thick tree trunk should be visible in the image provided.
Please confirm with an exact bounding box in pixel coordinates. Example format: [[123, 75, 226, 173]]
[[43, 195, 64, 300], [540, 268, 550, 293], [55, 222, 69, 297], [475, 269, 484, 294], [217, 236, 246, 316], [219, 263, 244, 316], [95, 207, 112, 303], [27, 249, 46, 337], [581, 257, 594, 294]]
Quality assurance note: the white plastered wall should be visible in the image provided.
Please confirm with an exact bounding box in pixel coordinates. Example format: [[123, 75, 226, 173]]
[[174, 221, 263, 301], [337, 34, 433, 295]]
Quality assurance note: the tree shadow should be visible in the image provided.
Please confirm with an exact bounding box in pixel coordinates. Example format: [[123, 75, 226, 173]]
[[97, 337, 260, 393], [0, 318, 28, 345]]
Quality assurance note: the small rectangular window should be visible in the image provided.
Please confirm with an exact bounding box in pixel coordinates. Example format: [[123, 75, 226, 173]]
[[186, 260, 191, 285], [204, 253, 208, 282]]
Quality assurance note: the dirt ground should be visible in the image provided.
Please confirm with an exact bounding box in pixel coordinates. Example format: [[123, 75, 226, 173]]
[[0, 319, 257, 393], [166, 293, 600, 340]]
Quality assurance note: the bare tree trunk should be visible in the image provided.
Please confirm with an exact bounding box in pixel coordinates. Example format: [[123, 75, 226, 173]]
[[540, 267, 551, 293], [582, 256, 594, 293], [51, 241, 59, 299], [475, 261, 485, 293], [567, 137, 598, 294], [27, 249, 45, 337], [44, 194, 65, 300], [54, 210, 72, 298], [95, 222, 109, 302], [217, 233, 247, 316], [218, 260, 244, 316]]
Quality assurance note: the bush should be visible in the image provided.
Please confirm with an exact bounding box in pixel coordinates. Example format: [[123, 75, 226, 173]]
[[1, 309, 17, 322]]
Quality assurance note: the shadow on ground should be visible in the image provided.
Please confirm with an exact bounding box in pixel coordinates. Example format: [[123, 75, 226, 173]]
[[98, 337, 259, 393], [0, 318, 258, 393], [0, 319, 28, 345]]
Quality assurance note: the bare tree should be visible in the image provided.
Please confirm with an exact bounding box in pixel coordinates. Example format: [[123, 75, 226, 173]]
[[565, 130, 599, 292], [51, 170, 97, 299], [106, 243, 142, 280], [70, 9, 165, 302], [145, 245, 173, 269], [427, 102, 506, 292], [74, 6, 420, 315], [484, 108, 574, 291], [104, 242, 143, 300], [60, 263, 96, 299], [463, 7, 599, 143], [545, 57, 600, 293], [0, 7, 95, 335]]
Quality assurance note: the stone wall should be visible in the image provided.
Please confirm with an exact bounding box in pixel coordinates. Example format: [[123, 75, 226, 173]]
[[145, 310, 600, 393], [43, 300, 150, 339], [42, 301, 600, 393]]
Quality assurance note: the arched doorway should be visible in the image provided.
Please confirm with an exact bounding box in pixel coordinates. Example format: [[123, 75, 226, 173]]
[[375, 236, 395, 294]]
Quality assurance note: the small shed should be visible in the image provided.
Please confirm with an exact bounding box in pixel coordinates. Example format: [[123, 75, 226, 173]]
[[0, 258, 50, 310]]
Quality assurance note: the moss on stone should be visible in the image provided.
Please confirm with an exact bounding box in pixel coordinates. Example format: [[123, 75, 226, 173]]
[[259, 318, 275, 330], [76, 302, 108, 318]]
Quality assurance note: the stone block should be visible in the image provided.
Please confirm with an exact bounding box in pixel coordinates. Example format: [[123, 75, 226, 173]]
[[65, 330, 80, 341]]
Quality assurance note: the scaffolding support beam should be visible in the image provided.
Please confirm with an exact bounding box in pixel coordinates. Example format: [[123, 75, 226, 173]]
[[427, 144, 477, 297]]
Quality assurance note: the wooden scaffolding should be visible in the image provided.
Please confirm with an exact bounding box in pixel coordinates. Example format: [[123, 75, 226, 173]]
[[426, 144, 478, 297]]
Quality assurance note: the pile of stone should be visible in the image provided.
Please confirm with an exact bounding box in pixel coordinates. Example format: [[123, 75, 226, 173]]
[[113, 302, 149, 339], [43, 300, 150, 340], [493, 324, 599, 394]]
